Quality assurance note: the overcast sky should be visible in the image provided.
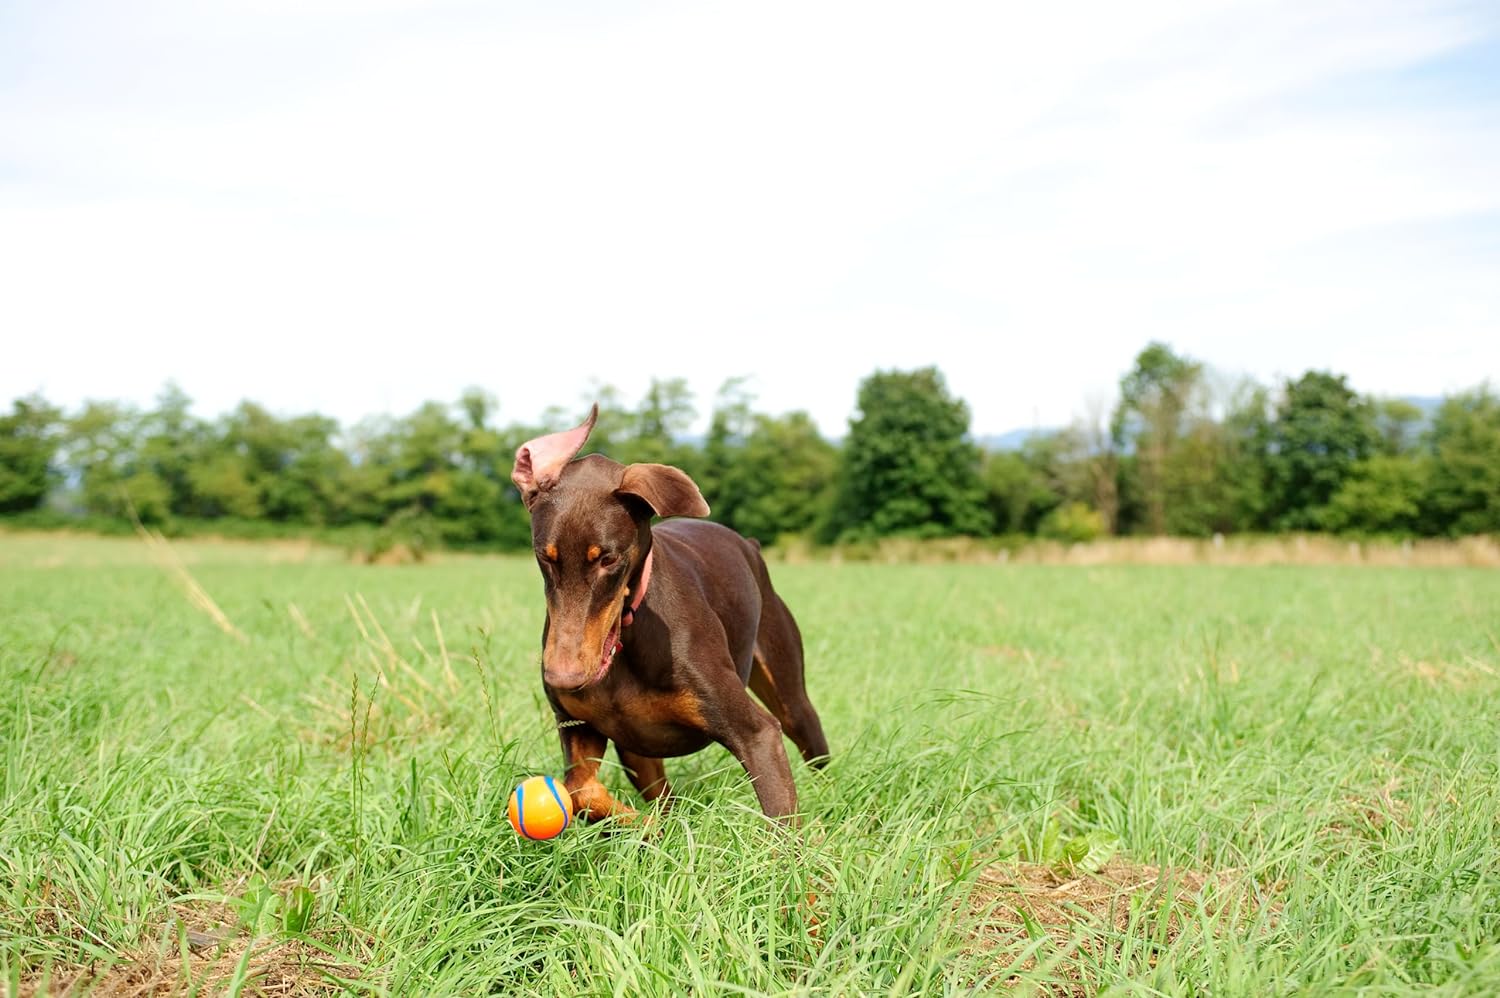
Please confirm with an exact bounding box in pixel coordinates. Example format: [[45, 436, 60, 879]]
[[2, 0, 1497, 437]]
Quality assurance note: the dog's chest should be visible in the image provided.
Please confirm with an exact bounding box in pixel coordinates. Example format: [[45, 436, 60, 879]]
[[554, 674, 714, 759]]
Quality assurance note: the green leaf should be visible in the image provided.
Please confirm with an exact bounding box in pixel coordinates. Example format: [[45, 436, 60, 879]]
[[1016, 906, 1046, 942], [283, 885, 316, 935], [1037, 818, 1063, 865], [235, 878, 281, 938], [1061, 830, 1121, 874]]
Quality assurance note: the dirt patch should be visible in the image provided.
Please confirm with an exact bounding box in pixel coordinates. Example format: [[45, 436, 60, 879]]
[[1396, 653, 1497, 689], [348, 542, 424, 566], [16, 891, 362, 998], [963, 857, 1279, 993]]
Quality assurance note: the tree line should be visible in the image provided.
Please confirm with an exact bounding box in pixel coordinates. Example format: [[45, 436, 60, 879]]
[[2, 343, 1497, 550]]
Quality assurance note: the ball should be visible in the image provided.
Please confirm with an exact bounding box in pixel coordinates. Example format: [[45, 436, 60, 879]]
[[508, 775, 573, 840]]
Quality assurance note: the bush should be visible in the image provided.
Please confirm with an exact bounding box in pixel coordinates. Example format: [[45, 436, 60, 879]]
[[1038, 502, 1105, 543], [1320, 455, 1427, 536]]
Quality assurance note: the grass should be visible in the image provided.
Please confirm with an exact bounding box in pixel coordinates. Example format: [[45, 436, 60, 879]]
[[2, 531, 1498, 995]]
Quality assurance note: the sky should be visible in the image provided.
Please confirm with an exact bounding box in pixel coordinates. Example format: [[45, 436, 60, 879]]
[[2, 0, 1497, 438]]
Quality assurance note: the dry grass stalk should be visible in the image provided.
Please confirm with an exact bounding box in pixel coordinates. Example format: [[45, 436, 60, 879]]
[[299, 598, 463, 748], [287, 603, 317, 640], [126, 510, 248, 644]]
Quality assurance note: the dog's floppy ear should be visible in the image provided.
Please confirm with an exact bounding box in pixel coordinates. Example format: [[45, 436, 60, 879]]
[[512, 404, 598, 507], [617, 463, 710, 520]]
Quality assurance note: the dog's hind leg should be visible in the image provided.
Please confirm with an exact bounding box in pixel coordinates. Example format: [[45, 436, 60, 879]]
[[749, 593, 830, 768]]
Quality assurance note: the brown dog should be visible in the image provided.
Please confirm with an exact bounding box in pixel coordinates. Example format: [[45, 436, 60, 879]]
[[511, 405, 829, 823]]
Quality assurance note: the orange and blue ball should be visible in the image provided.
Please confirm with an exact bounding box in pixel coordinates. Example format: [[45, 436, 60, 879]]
[[508, 775, 573, 840]]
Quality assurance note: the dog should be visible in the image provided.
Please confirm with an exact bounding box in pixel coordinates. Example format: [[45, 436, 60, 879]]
[[511, 404, 829, 823]]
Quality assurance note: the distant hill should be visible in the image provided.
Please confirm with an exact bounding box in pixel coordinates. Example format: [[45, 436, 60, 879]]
[[975, 427, 1055, 452]]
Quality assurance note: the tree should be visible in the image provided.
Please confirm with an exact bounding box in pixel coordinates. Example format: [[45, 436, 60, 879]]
[[718, 411, 837, 544], [981, 447, 1060, 535], [336, 416, 401, 525], [270, 414, 347, 523], [1266, 371, 1379, 530], [698, 377, 756, 520], [1111, 343, 1204, 535], [1320, 456, 1428, 535], [65, 401, 140, 518], [1216, 380, 1274, 532], [1374, 398, 1425, 456], [1423, 386, 1500, 535], [212, 402, 347, 523], [189, 453, 263, 519], [620, 378, 698, 468], [1059, 394, 1121, 535], [568, 382, 630, 458], [137, 382, 207, 516], [0, 395, 62, 513], [448, 389, 528, 547], [1162, 421, 1238, 537], [825, 367, 988, 541]]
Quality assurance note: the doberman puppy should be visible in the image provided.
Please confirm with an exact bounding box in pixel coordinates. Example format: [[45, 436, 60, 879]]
[[511, 405, 829, 823]]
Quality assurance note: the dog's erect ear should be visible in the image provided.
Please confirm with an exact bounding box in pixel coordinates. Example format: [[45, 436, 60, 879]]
[[617, 463, 710, 520], [512, 404, 598, 507]]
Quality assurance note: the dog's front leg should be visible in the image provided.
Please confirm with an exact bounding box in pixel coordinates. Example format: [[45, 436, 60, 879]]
[[709, 684, 800, 823], [557, 722, 638, 823]]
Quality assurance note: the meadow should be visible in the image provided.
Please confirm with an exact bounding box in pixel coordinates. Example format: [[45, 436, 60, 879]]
[[2, 531, 1498, 995]]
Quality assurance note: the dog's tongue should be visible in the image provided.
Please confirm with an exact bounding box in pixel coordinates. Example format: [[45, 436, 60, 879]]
[[599, 621, 622, 670]]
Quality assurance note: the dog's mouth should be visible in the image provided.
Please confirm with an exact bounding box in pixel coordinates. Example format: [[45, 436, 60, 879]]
[[575, 610, 624, 689]]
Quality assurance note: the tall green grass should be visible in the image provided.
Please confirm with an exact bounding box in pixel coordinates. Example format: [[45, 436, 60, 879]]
[[2, 535, 1497, 994]]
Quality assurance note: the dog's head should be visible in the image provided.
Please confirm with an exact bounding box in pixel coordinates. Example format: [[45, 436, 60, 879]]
[[512, 405, 709, 690]]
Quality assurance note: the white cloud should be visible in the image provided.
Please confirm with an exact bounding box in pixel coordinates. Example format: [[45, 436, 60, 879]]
[[2, 0, 1496, 437]]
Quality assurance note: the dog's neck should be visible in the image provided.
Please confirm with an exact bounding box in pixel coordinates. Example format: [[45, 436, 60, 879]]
[[623, 549, 653, 627]]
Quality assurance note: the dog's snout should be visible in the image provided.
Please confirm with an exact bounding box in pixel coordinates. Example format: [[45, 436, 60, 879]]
[[542, 603, 622, 692], [543, 661, 594, 691]]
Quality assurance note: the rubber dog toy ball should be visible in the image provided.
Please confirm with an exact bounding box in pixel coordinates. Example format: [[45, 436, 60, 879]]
[[508, 776, 573, 840]]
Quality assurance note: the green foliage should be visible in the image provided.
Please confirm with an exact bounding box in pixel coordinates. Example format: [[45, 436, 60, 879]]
[[188, 453, 263, 519], [1113, 342, 1205, 535], [604, 377, 699, 468], [136, 382, 204, 516], [225, 404, 347, 523], [1009, 815, 1122, 874], [715, 411, 837, 545], [0, 395, 61, 513], [1161, 424, 1237, 537], [1423, 386, 1500, 535], [981, 449, 1060, 535], [4, 356, 1498, 546], [827, 367, 989, 541], [1037, 500, 1105, 542], [1374, 397, 1426, 456], [64, 400, 139, 518], [1320, 455, 1429, 535], [233, 879, 317, 938], [1216, 381, 1275, 530], [119, 469, 173, 524], [1266, 371, 1380, 530], [697, 377, 756, 517]]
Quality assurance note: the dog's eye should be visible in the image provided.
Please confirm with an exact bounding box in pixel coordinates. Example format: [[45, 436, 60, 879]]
[[598, 553, 618, 570]]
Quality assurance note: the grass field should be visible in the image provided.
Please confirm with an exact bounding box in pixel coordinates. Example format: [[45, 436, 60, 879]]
[[3, 532, 1498, 995]]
